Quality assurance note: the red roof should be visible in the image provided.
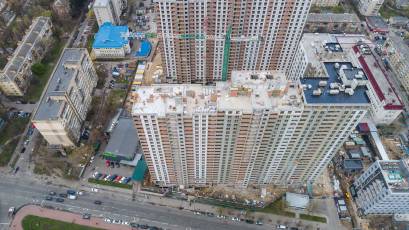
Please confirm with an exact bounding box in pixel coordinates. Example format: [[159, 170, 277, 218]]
[[353, 46, 403, 110]]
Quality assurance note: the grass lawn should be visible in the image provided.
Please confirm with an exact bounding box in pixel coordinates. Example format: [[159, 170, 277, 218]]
[[22, 215, 103, 230], [0, 139, 19, 166], [0, 117, 29, 145], [299, 213, 327, 223], [24, 39, 65, 102], [88, 178, 132, 189], [257, 198, 296, 218]]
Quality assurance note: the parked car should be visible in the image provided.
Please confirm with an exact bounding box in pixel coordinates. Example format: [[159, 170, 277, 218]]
[[256, 220, 263, 225], [94, 200, 102, 205], [49, 191, 56, 196], [14, 166, 19, 174], [114, 176, 123, 183], [68, 195, 77, 200], [67, 190, 76, 195], [104, 174, 112, 181], [82, 213, 91, 219], [59, 193, 67, 198], [56, 198, 64, 202], [45, 196, 53, 201], [20, 147, 26, 153], [110, 175, 118, 181], [123, 177, 131, 184]]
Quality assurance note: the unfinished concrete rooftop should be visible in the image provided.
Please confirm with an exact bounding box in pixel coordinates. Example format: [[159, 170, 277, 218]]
[[131, 71, 303, 117]]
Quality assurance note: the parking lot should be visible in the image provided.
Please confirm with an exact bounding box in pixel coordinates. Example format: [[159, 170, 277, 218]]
[[85, 153, 134, 183]]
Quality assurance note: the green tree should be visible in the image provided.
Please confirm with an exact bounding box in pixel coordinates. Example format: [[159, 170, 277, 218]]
[[31, 63, 47, 76]]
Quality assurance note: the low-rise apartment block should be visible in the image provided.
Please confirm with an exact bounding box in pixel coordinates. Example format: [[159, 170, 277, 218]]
[[290, 33, 403, 125], [32, 49, 97, 147], [305, 13, 361, 34], [357, 0, 385, 16], [132, 71, 368, 188], [92, 22, 130, 59], [353, 159, 409, 215], [312, 0, 339, 6], [0, 17, 52, 96], [386, 33, 409, 94]]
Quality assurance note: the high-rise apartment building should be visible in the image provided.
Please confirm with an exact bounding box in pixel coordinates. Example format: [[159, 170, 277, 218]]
[[131, 71, 369, 188], [155, 0, 312, 84], [33, 49, 97, 147], [0, 17, 52, 96], [386, 32, 409, 95], [353, 159, 409, 215], [93, 0, 126, 27], [290, 33, 403, 125], [312, 0, 339, 7]]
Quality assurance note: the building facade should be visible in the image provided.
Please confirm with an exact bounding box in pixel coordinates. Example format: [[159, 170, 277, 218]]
[[312, 0, 339, 6], [304, 13, 361, 34], [32, 49, 97, 147], [131, 71, 368, 188], [92, 22, 130, 59], [353, 159, 409, 215], [155, 0, 312, 84], [93, 0, 125, 27], [357, 0, 384, 16], [289, 33, 403, 125], [386, 33, 409, 95], [0, 17, 52, 96]]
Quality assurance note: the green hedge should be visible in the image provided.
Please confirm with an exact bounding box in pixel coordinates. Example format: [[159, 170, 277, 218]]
[[299, 214, 327, 223], [88, 178, 132, 189], [22, 215, 102, 230]]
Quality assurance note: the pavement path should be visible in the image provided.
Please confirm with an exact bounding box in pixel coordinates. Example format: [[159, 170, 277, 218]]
[[10, 205, 131, 230]]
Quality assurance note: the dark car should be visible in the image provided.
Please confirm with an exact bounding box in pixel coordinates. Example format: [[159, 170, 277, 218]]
[[45, 196, 53, 201], [56, 198, 64, 202], [20, 147, 26, 153], [138, 225, 149, 229], [245, 219, 254, 224], [67, 190, 76, 195], [59, 193, 67, 198], [82, 213, 91, 219], [94, 200, 102, 205], [49, 191, 56, 196], [14, 166, 19, 174]]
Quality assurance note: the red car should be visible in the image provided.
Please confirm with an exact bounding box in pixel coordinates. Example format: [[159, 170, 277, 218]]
[[114, 176, 123, 183], [105, 160, 110, 167]]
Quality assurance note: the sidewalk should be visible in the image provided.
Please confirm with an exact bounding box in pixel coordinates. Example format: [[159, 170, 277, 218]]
[[10, 205, 131, 230]]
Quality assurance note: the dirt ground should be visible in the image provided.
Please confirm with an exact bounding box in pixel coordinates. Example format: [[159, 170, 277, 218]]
[[31, 138, 88, 179]]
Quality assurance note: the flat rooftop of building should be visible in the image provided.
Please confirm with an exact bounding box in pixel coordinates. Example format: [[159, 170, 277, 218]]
[[33, 48, 86, 121], [307, 13, 360, 23], [352, 45, 403, 110], [366, 16, 389, 32], [343, 159, 363, 170], [389, 32, 409, 62], [1, 17, 49, 80], [93, 0, 109, 7], [93, 22, 129, 49], [378, 159, 409, 193], [301, 62, 370, 105], [300, 33, 372, 78], [132, 71, 303, 117], [104, 117, 138, 160]]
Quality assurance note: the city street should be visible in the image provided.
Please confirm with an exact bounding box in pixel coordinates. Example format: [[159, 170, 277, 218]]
[[0, 175, 266, 230]]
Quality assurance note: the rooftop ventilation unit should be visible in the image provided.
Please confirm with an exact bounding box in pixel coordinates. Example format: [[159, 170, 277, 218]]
[[319, 81, 327, 87], [330, 89, 340, 95], [313, 88, 322, 96], [345, 88, 354, 96]]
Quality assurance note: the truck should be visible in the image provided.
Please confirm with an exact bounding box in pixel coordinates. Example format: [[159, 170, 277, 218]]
[[68, 194, 77, 200]]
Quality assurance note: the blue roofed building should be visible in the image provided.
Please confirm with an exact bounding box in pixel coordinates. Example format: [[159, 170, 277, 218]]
[[92, 22, 130, 59]]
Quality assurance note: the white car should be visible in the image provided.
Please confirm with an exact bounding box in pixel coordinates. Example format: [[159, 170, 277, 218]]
[[104, 218, 111, 223], [104, 174, 111, 181], [122, 221, 129, 225], [91, 188, 99, 192]]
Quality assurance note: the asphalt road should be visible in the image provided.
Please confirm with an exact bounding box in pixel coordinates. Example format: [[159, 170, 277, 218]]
[[0, 175, 264, 230]]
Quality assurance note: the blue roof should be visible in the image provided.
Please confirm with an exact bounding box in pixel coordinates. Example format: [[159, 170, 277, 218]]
[[93, 22, 129, 49], [301, 62, 370, 105], [134, 40, 151, 57]]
